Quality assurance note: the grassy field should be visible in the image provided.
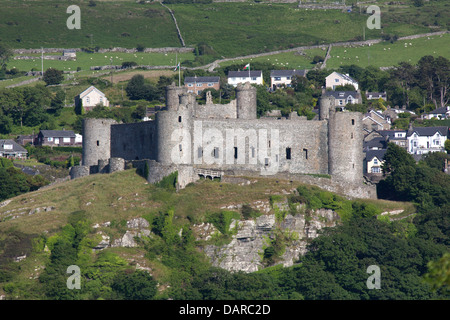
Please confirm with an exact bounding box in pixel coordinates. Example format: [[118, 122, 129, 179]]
[[9, 51, 195, 74]]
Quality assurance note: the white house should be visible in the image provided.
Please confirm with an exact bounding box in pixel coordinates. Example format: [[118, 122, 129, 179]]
[[407, 126, 448, 155], [227, 70, 263, 87], [325, 71, 359, 91], [270, 69, 307, 90], [75, 86, 110, 112], [421, 106, 450, 120]]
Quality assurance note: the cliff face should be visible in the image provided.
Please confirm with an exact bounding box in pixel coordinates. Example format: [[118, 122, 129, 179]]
[[202, 206, 340, 273]]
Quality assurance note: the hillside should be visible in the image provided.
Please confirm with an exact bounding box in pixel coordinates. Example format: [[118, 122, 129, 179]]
[[0, 167, 422, 300], [1, 0, 448, 56]]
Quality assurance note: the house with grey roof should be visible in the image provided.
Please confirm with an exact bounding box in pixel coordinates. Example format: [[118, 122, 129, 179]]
[[270, 69, 307, 90], [407, 126, 449, 155], [378, 129, 408, 150], [325, 71, 359, 91], [421, 106, 450, 120], [36, 130, 79, 147], [364, 149, 386, 182], [0, 139, 28, 159], [184, 76, 220, 95], [323, 91, 361, 108]]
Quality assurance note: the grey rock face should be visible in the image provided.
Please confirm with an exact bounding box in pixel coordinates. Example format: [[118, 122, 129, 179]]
[[204, 210, 340, 273]]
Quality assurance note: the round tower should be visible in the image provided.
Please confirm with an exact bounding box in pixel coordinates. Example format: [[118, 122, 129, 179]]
[[318, 95, 334, 120], [236, 82, 257, 120], [166, 83, 187, 111], [82, 118, 117, 167], [155, 105, 193, 165], [328, 111, 363, 183]]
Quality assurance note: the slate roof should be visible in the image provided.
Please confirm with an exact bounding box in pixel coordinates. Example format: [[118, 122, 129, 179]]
[[270, 69, 307, 77], [0, 139, 27, 153], [365, 149, 386, 162], [364, 137, 387, 150], [407, 126, 449, 137], [323, 91, 360, 99], [39, 130, 76, 138], [428, 106, 450, 114], [228, 70, 262, 77], [184, 76, 220, 83]]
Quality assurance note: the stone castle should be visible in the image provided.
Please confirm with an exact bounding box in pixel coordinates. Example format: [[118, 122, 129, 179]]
[[70, 82, 376, 199]]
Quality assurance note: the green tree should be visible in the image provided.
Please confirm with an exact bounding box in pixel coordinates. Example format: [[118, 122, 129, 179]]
[[43, 68, 64, 86], [111, 270, 157, 300], [0, 44, 13, 70]]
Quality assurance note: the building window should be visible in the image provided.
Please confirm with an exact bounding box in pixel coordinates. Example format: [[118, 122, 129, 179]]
[[63, 137, 70, 143], [373, 158, 378, 165], [48, 137, 53, 142], [335, 78, 339, 82], [351, 133, 353, 139], [252, 77, 257, 81], [274, 77, 281, 81], [234, 147, 238, 159], [251, 147, 255, 158], [213, 147, 219, 159], [286, 147, 291, 160], [371, 167, 381, 173], [188, 84, 193, 87], [433, 140, 440, 145], [97, 140, 99, 146], [179, 144, 182, 152], [208, 83, 213, 87], [198, 147, 203, 158], [178, 116, 182, 122], [303, 148, 308, 159], [265, 158, 269, 167], [352, 119, 355, 125]]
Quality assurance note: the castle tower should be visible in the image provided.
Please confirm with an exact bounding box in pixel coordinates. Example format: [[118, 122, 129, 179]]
[[82, 118, 117, 167], [155, 102, 194, 165], [236, 82, 257, 120], [166, 83, 188, 111], [318, 95, 334, 120], [328, 111, 363, 183]]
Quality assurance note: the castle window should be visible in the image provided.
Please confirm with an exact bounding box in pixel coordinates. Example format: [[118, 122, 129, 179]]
[[214, 147, 219, 159], [352, 119, 355, 125], [198, 147, 203, 158], [179, 144, 182, 152], [303, 148, 308, 159], [286, 147, 291, 160], [234, 147, 238, 159], [265, 158, 269, 167], [178, 116, 182, 122], [251, 147, 255, 158], [268, 140, 271, 148], [351, 133, 354, 139], [96, 140, 99, 146]]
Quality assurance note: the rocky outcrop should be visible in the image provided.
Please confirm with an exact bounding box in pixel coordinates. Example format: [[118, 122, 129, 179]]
[[203, 208, 340, 273]]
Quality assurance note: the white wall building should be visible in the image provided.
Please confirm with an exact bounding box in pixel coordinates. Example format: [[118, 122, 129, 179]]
[[227, 70, 263, 87], [407, 126, 448, 155], [75, 86, 110, 112], [325, 71, 359, 91]]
